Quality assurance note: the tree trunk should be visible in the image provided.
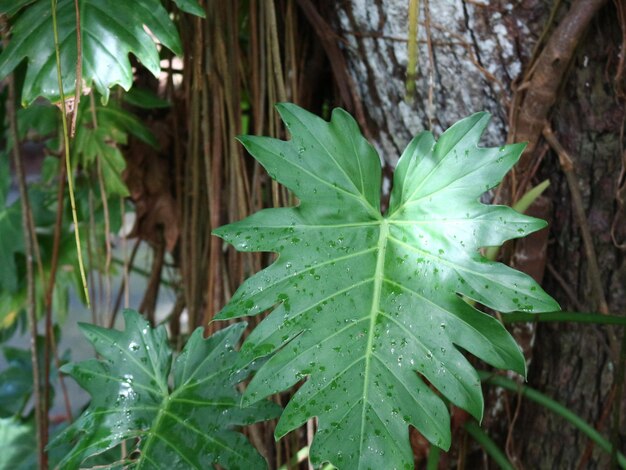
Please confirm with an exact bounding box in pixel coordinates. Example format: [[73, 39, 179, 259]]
[[518, 7, 626, 468], [327, 0, 625, 467]]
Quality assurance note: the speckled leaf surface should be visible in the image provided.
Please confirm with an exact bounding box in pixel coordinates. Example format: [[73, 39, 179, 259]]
[[0, 0, 199, 105], [214, 104, 560, 469], [49, 310, 280, 469]]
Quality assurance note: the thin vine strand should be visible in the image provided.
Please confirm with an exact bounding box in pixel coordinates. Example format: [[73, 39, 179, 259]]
[[50, 0, 90, 307]]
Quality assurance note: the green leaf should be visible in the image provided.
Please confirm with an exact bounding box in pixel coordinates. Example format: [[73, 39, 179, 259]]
[[124, 87, 170, 109], [0, 151, 10, 209], [172, 0, 205, 18], [50, 309, 280, 469], [0, 160, 24, 292], [96, 105, 158, 148], [0, 203, 19, 292], [0, 417, 36, 470], [0, 0, 36, 16], [0, 0, 183, 105], [213, 104, 560, 469], [16, 103, 59, 140], [72, 99, 158, 197], [0, 347, 34, 417]]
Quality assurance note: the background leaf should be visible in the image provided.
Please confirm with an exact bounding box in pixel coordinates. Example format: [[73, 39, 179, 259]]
[[0, 417, 36, 470], [0, 0, 36, 16], [0, 155, 24, 293], [0, 0, 183, 105], [214, 104, 560, 469], [123, 87, 170, 109], [72, 99, 157, 197], [172, 0, 206, 18], [50, 309, 280, 469]]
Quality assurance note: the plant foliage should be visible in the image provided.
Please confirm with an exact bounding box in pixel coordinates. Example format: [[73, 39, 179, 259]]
[[50, 310, 280, 469], [0, 0, 203, 105], [214, 104, 560, 468], [73, 98, 157, 196], [0, 155, 24, 294], [0, 417, 36, 470]]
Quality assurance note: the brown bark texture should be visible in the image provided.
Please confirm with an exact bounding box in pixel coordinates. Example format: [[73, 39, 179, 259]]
[[328, 0, 626, 467]]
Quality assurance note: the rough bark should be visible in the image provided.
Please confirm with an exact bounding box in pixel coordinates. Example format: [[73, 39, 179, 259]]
[[328, 0, 625, 467], [518, 8, 626, 467], [329, 0, 551, 162]]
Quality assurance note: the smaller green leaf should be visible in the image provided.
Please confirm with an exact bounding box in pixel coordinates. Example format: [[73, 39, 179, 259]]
[[16, 103, 59, 140], [0, 199, 24, 293], [0, 0, 35, 16], [50, 309, 280, 469], [0, 151, 10, 208], [97, 106, 158, 148], [124, 88, 170, 109], [71, 98, 158, 197], [172, 0, 206, 18], [0, 348, 33, 417], [0, 417, 36, 469]]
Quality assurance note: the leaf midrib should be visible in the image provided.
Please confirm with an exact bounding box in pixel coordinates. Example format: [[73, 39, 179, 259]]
[[358, 219, 389, 466]]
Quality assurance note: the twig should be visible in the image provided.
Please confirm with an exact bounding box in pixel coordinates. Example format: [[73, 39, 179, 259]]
[[545, 262, 584, 311], [70, 0, 82, 137], [306, 419, 315, 470], [266, 0, 287, 103], [138, 234, 165, 325], [120, 198, 129, 309], [542, 126, 608, 313], [405, 0, 420, 102], [504, 389, 525, 470], [613, 0, 626, 97], [90, 93, 113, 320], [512, 0, 608, 180], [611, 146, 626, 250], [109, 238, 141, 328], [5, 52, 45, 470], [576, 386, 615, 469], [542, 125, 619, 362], [50, 0, 91, 308], [42, 144, 73, 443], [429, 22, 506, 96], [295, 0, 370, 137], [610, 332, 626, 469], [423, 0, 435, 130]]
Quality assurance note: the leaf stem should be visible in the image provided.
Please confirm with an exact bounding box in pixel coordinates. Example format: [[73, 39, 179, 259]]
[[5, 43, 45, 470], [359, 220, 389, 458], [502, 311, 626, 326], [425, 444, 441, 470], [464, 420, 515, 470], [480, 372, 626, 468]]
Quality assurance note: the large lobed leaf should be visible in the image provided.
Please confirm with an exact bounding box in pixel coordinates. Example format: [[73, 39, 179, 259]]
[[214, 104, 560, 469], [50, 310, 280, 469], [0, 0, 202, 105]]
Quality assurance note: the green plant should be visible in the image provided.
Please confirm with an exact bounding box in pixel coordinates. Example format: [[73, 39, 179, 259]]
[[50, 310, 280, 468], [0, 0, 203, 105], [212, 104, 559, 468], [48, 104, 565, 469], [2, 2, 623, 468]]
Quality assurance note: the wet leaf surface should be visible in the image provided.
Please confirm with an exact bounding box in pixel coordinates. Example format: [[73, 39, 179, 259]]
[[50, 310, 280, 469], [214, 104, 560, 469]]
